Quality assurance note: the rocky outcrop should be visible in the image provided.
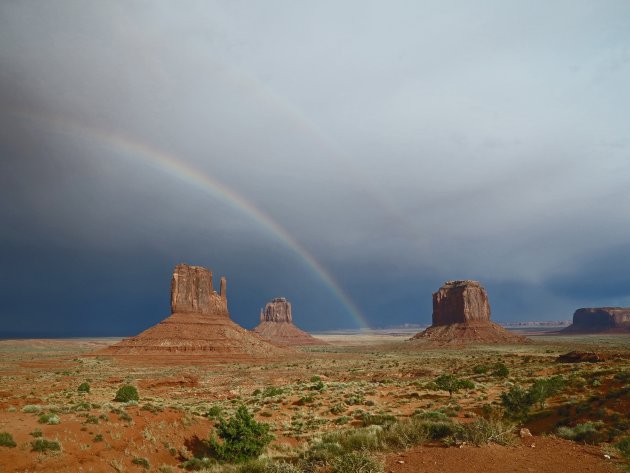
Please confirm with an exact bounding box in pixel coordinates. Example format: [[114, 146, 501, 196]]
[[561, 308, 630, 334], [412, 280, 529, 344], [260, 297, 293, 323], [98, 263, 290, 361], [431, 280, 491, 325], [253, 297, 327, 346]]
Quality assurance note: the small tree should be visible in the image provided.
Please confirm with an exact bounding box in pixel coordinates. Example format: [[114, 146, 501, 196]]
[[114, 385, 139, 402], [208, 405, 273, 463], [434, 374, 475, 398], [500, 385, 533, 421]]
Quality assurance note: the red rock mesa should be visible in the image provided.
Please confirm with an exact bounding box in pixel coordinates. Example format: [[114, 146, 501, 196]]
[[412, 280, 529, 344], [561, 307, 630, 334], [99, 264, 289, 361]]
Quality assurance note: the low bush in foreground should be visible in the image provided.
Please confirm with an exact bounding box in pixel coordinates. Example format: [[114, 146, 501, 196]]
[[330, 452, 383, 473], [207, 405, 274, 463], [557, 422, 605, 444], [0, 432, 17, 448], [114, 385, 139, 402], [31, 438, 61, 452], [77, 382, 90, 393]]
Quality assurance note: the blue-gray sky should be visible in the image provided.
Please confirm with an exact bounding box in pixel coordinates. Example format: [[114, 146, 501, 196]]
[[1, 1, 629, 335]]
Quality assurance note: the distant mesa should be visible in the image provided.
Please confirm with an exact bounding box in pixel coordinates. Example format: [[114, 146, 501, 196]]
[[252, 297, 327, 346], [411, 280, 529, 344], [561, 307, 630, 334], [98, 263, 290, 361]]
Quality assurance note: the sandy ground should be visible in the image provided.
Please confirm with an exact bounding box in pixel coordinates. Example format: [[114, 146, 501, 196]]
[[0, 334, 628, 472]]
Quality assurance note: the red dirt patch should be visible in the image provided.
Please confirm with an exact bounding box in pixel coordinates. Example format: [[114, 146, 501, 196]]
[[385, 436, 622, 473]]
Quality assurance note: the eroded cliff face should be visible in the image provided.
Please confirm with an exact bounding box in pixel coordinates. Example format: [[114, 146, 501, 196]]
[[431, 280, 491, 326], [260, 297, 292, 323], [98, 263, 290, 360], [170, 264, 228, 317], [563, 308, 630, 333], [253, 297, 327, 346]]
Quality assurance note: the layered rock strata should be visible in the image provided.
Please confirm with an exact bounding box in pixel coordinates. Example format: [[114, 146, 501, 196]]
[[412, 280, 528, 344], [253, 297, 327, 346], [561, 308, 630, 334], [99, 264, 289, 361]]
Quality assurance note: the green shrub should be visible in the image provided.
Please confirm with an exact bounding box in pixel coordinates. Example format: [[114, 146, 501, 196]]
[[31, 439, 61, 452], [262, 386, 284, 398], [473, 365, 489, 374], [93, 434, 104, 442], [492, 363, 509, 378], [38, 413, 60, 425], [132, 457, 150, 469], [500, 385, 533, 421], [450, 418, 515, 446], [181, 457, 214, 471], [207, 405, 223, 419], [528, 376, 565, 409], [208, 405, 274, 463], [0, 432, 17, 448], [557, 422, 605, 444], [77, 382, 90, 393], [615, 437, 630, 460], [30, 429, 43, 438], [114, 385, 139, 402], [331, 452, 383, 473], [237, 460, 302, 473], [434, 374, 474, 398]]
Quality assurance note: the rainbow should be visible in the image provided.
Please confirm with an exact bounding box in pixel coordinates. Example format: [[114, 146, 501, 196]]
[[14, 110, 369, 329]]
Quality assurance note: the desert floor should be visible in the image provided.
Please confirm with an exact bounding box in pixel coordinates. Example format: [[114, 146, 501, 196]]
[[0, 332, 628, 472]]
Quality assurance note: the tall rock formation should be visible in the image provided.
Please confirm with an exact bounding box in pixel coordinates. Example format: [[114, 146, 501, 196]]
[[561, 308, 630, 334], [99, 263, 290, 361], [412, 280, 528, 344], [253, 297, 327, 346]]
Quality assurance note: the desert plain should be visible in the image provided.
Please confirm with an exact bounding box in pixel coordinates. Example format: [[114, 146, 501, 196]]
[[0, 331, 628, 473]]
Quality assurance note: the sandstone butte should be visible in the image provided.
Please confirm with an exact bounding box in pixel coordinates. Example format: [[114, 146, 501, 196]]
[[561, 307, 630, 334], [98, 263, 290, 362], [252, 297, 327, 346], [412, 280, 529, 344]]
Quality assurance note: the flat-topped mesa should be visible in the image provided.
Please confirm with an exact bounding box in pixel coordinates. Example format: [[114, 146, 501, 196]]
[[412, 279, 529, 344], [260, 297, 292, 323], [170, 263, 228, 317], [562, 307, 630, 334], [432, 280, 490, 326]]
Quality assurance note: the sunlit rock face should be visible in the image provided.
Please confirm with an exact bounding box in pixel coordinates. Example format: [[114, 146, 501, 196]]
[[562, 308, 630, 333], [412, 280, 529, 344], [431, 280, 491, 326], [97, 263, 290, 360], [170, 263, 228, 316]]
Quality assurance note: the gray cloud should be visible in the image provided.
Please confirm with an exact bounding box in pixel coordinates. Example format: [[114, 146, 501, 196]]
[[1, 1, 629, 333]]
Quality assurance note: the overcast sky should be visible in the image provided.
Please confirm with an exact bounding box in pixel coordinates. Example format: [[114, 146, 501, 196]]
[[1, 1, 629, 335]]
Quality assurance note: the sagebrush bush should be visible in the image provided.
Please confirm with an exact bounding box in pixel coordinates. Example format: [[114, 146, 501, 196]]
[[331, 452, 383, 473], [0, 432, 17, 448], [208, 405, 274, 463], [557, 422, 605, 444], [31, 439, 61, 452], [615, 437, 630, 459], [38, 413, 60, 425], [114, 385, 139, 402]]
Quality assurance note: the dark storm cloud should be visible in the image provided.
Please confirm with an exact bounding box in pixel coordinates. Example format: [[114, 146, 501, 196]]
[[1, 1, 629, 334]]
